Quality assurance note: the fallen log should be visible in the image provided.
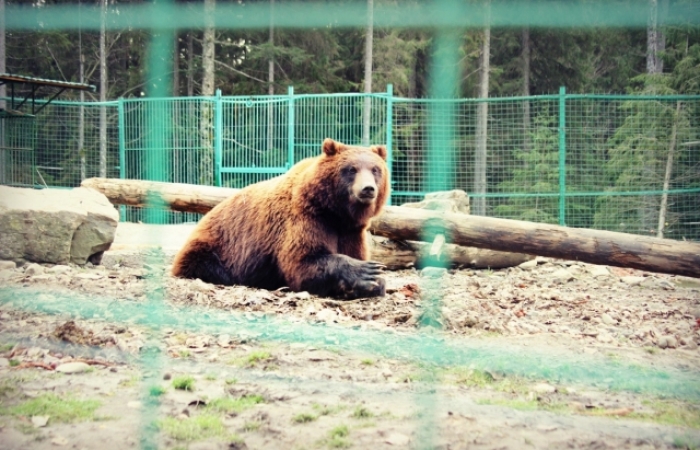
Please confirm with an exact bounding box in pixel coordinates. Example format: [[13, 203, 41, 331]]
[[81, 178, 240, 214], [82, 177, 700, 278], [371, 206, 700, 279], [370, 236, 532, 270]]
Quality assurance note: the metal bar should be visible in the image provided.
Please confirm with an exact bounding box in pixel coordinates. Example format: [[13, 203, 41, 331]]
[[214, 89, 223, 187], [220, 167, 287, 174], [385, 83, 393, 206], [32, 87, 65, 115], [287, 86, 295, 168], [558, 86, 567, 226]]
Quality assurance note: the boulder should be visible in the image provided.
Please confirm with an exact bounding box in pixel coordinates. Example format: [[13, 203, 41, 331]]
[[0, 186, 118, 265]]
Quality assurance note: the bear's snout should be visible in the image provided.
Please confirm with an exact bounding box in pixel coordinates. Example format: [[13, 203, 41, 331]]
[[355, 172, 378, 203]]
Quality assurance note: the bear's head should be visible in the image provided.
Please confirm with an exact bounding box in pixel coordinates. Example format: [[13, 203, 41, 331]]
[[320, 138, 390, 224]]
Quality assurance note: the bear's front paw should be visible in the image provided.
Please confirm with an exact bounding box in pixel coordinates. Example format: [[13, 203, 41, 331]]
[[340, 260, 386, 299]]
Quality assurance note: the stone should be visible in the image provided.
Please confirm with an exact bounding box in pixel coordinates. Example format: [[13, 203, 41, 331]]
[[597, 332, 614, 344], [24, 263, 45, 276], [0, 186, 118, 265], [31, 415, 49, 428], [657, 335, 678, 349], [621, 276, 645, 286], [55, 362, 91, 374], [601, 313, 616, 326], [551, 269, 574, 283], [0, 260, 16, 271], [47, 265, 72, 274], [420, 267, 447, 279], [518, 259, 538, 270], [533, 383, 556, 394], [588, 265, 610, 277]]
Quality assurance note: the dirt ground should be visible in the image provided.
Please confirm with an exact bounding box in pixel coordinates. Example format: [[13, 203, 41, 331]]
[[0, 223, 699, 450]]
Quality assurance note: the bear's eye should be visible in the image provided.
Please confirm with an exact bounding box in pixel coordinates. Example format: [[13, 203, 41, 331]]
[[346, 167, 357, 175], [372, 167, 380, 176]]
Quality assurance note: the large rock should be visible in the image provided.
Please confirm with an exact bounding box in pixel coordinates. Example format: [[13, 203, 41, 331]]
[[0, 186, 118, 265]]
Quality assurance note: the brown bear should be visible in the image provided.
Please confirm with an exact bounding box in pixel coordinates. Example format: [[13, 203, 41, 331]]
[[171, 138, 390, 299]]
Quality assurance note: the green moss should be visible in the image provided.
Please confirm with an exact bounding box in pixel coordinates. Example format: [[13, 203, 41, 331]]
[[351, 406, 374, 419], [206, 395, 264, 414], [1, 393, 101, 423], [172, 375, 195, 391], [292, 412, 318, 423], [158, 414, 238, 442], [327, 425, 351, 448]]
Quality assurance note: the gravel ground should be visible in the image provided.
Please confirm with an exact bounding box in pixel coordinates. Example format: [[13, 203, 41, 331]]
[[0, 223, 699, 450]]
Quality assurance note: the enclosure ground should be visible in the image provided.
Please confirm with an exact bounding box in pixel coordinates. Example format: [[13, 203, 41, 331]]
[[0, 223, 699, 450]]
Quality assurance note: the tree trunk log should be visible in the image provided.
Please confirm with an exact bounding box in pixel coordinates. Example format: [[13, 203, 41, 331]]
[[81, 178, 239, 215], [371, 206, 700, 279], [370, 236, 532, 270], [82, 177, 700, 278]]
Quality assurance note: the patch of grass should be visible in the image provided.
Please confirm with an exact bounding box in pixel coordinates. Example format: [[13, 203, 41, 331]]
[[450, 368, 497, 388], [0, 380, 17, 398], [292, 412, 318, 423], [158, 414, 239, 442], [149, 386, 167, 397], [242, 421, 262, 432], [327, 425, 351, 448], [0, 343, 15, 353], [629, 399, 700, 429], [172, 375, 195, 391], [245, 350, 272, 365], [351, 406, 374, 419], [229, 350, 274, 368], [312, 402, 345, 416], [360, 359, 374, 366], [8, 360, 20, 367], [119, 375, 140, 388], [644, 346, 658, 355], [224, 378, 238, 385], [204, 373, 217, 381], [178, 349, 191, 358], [1, 393, 101, 423], [206, 395, 264, 414], [673, 434, 700, 449]]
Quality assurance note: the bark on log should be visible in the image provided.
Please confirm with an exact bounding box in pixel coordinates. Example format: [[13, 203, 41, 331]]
[[371, 206, 700, 279], [81, 178, 239, 214], [370, 236, 532, 270], [82, 177, 700, 278]]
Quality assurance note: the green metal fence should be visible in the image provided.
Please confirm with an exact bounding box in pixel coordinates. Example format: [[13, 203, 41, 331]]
[[3, 89, 699, 240]]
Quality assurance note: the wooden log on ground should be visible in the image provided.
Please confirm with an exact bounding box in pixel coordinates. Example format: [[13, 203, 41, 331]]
[[81, 178, 239, 215], [371, 206, 700, 279], [82, 177, 700, 278], [370, 236, 532, 270]]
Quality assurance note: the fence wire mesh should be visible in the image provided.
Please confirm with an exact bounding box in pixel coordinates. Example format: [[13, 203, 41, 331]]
[[3, 92, 698, 239]]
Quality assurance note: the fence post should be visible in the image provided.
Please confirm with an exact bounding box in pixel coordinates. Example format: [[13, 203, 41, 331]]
[[117, 97, 126, 221], [287, 86, 295, 168], [558, 86, 567, 226], [385, 83, 393, 205], [214, 89, 223, 187]]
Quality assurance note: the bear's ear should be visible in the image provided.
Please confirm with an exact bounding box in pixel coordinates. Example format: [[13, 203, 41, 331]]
[[322, 138, 346, 157], [372, 145, 388, 161]]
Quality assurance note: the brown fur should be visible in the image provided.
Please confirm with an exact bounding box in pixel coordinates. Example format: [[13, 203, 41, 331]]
[[171, 138, 390, 299]]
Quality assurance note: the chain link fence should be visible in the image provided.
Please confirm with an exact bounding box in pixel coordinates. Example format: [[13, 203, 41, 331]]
[[2, 91, 698, 240]]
